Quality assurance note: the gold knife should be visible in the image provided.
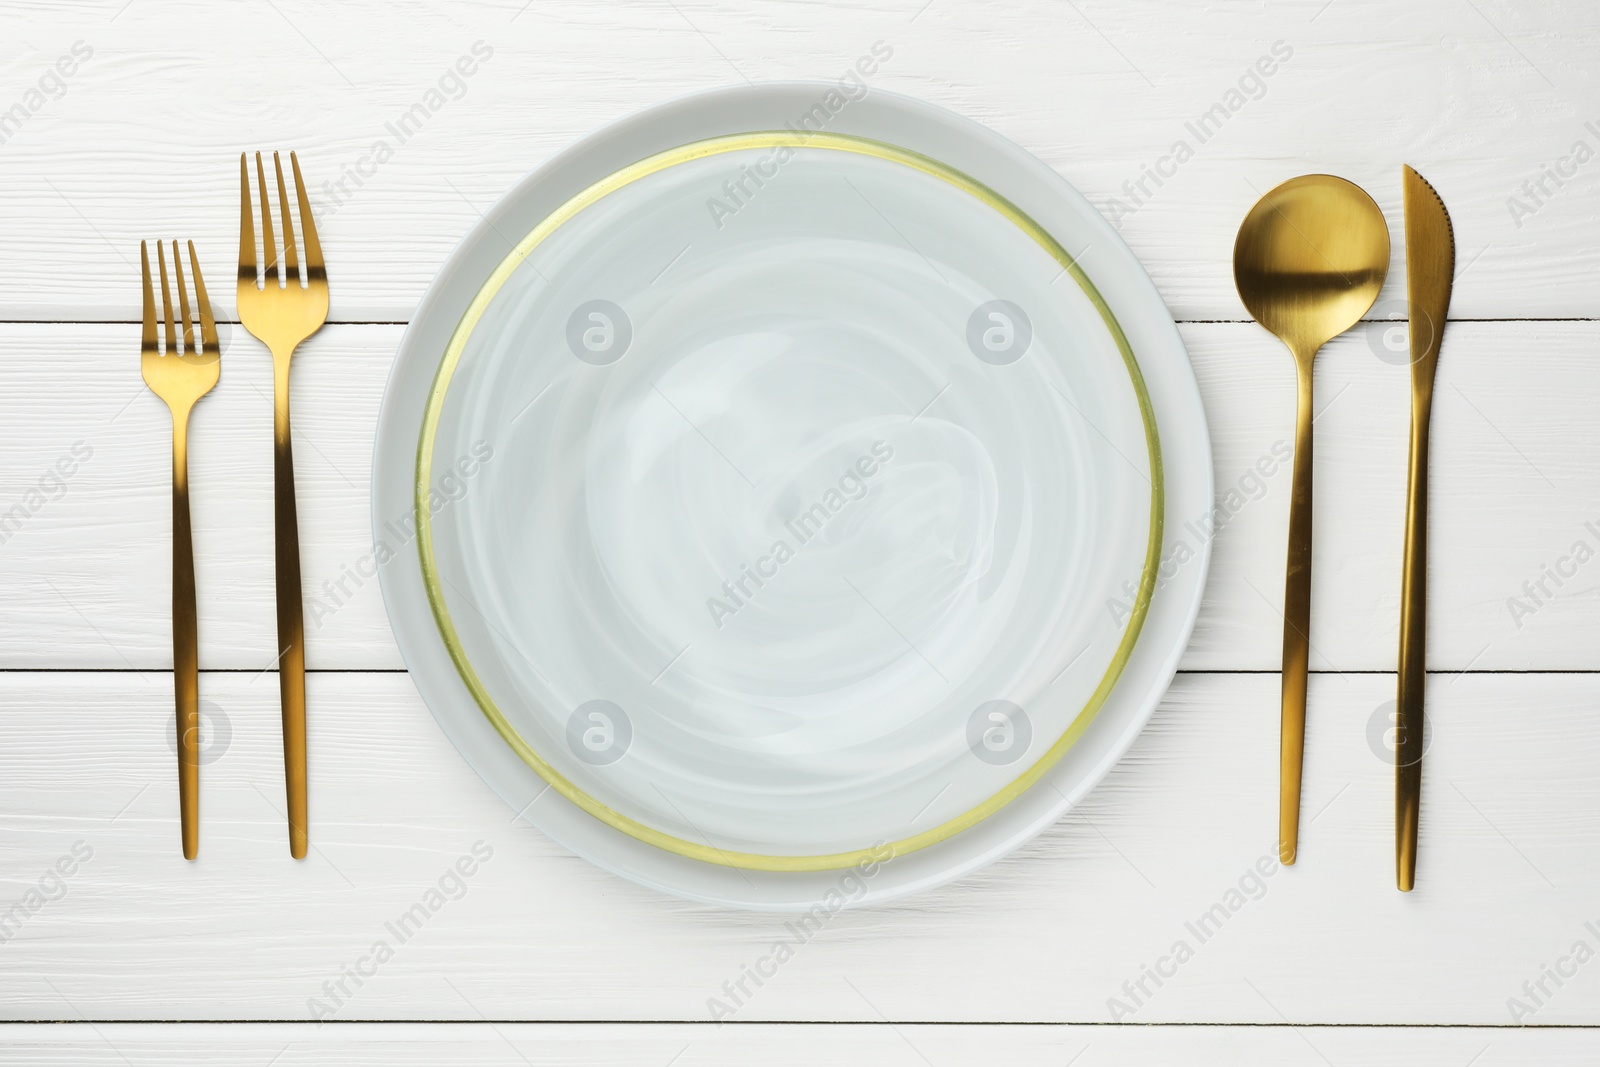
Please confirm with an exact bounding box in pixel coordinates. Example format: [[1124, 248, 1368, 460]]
[[1396, 165, 1454, 891]]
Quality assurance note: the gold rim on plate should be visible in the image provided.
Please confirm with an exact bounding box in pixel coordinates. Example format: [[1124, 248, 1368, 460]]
[[414, 131, 1165, 872]]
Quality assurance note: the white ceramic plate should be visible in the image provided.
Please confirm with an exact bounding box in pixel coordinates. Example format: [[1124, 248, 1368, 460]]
[[374, 83, 1211, 908]]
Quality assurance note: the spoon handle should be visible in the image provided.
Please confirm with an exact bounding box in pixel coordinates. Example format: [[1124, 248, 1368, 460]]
[[1279, 359, 1315, 865], [1395, 397, 1431, 890]]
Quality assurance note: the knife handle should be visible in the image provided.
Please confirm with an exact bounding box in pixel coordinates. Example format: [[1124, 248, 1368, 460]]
[[1278, 357, 1315, 866], [1395, 399, 1431, 891]]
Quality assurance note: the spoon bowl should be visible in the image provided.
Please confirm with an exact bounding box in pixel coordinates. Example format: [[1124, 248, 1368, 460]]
[[1233, 174, 1389, 866], [1235, 175, 1390, 359]]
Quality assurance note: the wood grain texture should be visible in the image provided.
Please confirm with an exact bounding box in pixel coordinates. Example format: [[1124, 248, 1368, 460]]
[[0, 1, 1597, 321], [1, 0, 1596, 1051], [0, 1022, 1587, 1065], [0, 320, 1593, 671], [0, 670, 1594, 1024]]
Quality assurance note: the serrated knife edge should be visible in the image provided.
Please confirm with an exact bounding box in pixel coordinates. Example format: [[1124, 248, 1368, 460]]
[[1402, 164, 1455, 372]]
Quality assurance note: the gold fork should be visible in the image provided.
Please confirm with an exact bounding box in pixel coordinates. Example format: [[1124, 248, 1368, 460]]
[[237, 151, 328, 860], [141, 240, 221, 861]]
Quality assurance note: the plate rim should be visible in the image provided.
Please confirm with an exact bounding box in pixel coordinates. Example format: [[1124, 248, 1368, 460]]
[[413, 128, 1166, 871], [373, 80, 1213, 909]]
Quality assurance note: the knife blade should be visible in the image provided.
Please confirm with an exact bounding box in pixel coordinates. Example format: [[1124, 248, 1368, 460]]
[[1396, 165, 1455, 891]]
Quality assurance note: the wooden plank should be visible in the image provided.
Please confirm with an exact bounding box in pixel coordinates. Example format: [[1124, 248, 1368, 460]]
[[0, 1021, 1586, 1065], [0, 669, 1594, 1023], [0, 0, 1595, 320], [0, 320, 1592, 671], [2, 0, 1595, 1047]]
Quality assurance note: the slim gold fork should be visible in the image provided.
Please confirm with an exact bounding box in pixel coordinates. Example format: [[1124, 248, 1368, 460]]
[[237, 151, 329, 860], [141, 240, 221, 861]]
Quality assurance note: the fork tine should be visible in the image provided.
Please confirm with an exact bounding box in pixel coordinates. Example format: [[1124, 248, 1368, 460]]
[[289, 152, 324, 278], [255, 152, 278, 287], [172, 241, 194, 355], [157, 241, 177, 356], [140, 241, 158, 353], [189, 242, 220, 357], [273, 152, 300, 285], [238, 153, 257, 287]]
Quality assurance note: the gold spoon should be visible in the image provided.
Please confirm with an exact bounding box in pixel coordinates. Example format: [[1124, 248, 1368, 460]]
[[1234, 175, 1389, 866]]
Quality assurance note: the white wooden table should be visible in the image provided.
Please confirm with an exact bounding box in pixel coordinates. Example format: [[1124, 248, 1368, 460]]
[[2, 0, 1598, 1061]]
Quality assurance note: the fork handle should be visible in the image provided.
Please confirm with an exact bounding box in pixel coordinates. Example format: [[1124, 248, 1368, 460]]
[[171, 408, 200, 861], [272, 354, 309, 860], [1396, 393, 1432, 891]]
